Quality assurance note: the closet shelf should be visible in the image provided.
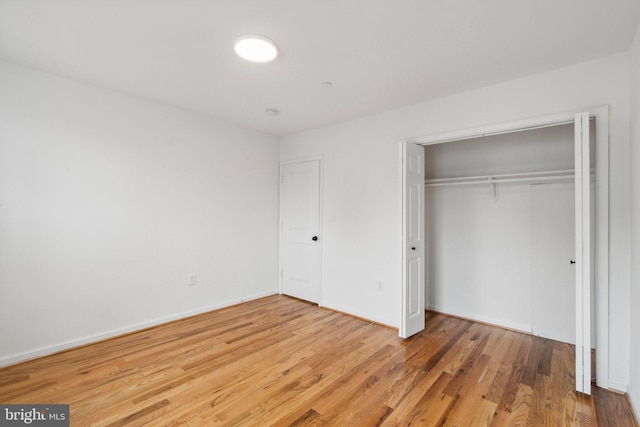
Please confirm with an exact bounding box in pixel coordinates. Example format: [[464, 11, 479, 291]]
[[424, 169, 578, 187]]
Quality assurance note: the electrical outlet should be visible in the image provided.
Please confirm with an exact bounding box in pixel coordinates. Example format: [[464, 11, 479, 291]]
[[189, 275, 197, 286]]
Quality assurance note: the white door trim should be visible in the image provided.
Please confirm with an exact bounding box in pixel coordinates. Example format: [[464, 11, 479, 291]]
[[406, 106, 609, 389], [575, 111, 592, 394], [279, 157, 323, 304]]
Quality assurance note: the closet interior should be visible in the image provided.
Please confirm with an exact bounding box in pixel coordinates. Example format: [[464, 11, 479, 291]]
[[424, 121, 595, 346]]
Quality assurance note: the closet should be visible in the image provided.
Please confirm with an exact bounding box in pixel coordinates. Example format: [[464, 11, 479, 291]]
[[423, 121, 595, 345], [401, 107, 610, 393]]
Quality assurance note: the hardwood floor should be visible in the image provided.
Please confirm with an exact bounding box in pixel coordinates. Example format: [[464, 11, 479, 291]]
[[0, 295, 637, 426]]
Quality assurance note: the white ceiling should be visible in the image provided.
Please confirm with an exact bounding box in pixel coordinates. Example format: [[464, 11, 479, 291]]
[[1, 1, 639, 136]]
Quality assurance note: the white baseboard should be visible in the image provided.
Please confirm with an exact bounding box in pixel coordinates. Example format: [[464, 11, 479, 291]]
[[0, 290, 278, 368], [427, 305, 531, 335], [319, 301, 397, 329], [607, 380, 628, 394]]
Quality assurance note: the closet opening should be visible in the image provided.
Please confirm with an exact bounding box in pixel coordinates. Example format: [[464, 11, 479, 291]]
[[423, 121, 593, 347], [402, 107, 610, 393]]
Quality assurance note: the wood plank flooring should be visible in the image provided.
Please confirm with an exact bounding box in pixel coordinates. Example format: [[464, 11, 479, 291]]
[[0, 295, 637, 426]]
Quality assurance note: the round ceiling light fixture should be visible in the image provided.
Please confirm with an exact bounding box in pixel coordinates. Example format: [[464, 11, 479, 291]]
[[234, 35, 278, 63]]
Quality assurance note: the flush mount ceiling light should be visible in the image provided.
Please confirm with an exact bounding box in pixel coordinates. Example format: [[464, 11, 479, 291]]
[[234, 35, 278, 63]]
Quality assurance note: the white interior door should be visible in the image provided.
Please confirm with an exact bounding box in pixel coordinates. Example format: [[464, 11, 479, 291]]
[[575, 112, 592, 394], [400, 142, 425, 338], [280, 160, 321, 303]]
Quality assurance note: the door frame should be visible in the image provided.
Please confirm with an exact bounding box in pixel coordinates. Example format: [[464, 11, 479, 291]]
[[403, 106, 610, 389], [278, 156, 324, 304]]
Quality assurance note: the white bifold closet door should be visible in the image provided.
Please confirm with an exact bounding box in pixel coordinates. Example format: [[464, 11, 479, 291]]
[[400, 142, 425, 338], [574, 112, 592, 395]]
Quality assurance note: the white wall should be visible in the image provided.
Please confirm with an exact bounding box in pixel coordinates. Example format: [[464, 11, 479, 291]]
[[628, 24, 640, 418], [0, 61, 280, 365], [427, 183, 533, 331], [280, 52, 631, 389], [424, 123, 576, 179]]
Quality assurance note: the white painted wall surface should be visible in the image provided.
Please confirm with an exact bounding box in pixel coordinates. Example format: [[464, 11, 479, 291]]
[[0, 61, 280, 365], [426, 182, 534, 332], [424, 124, 575, 179], [280, 53, 631, 389], [627, 24, 640, 419]]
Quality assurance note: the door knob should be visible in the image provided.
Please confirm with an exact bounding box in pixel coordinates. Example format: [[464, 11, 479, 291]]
[[312, 236, 318, 241], [570, 260, 576, 264], [411, 247, 416, 251]]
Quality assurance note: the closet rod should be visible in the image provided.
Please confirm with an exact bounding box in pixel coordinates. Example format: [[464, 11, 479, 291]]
[[425, 174, 575, 187], [425, 169, 572, 184], [424, 169, 596, 187]]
